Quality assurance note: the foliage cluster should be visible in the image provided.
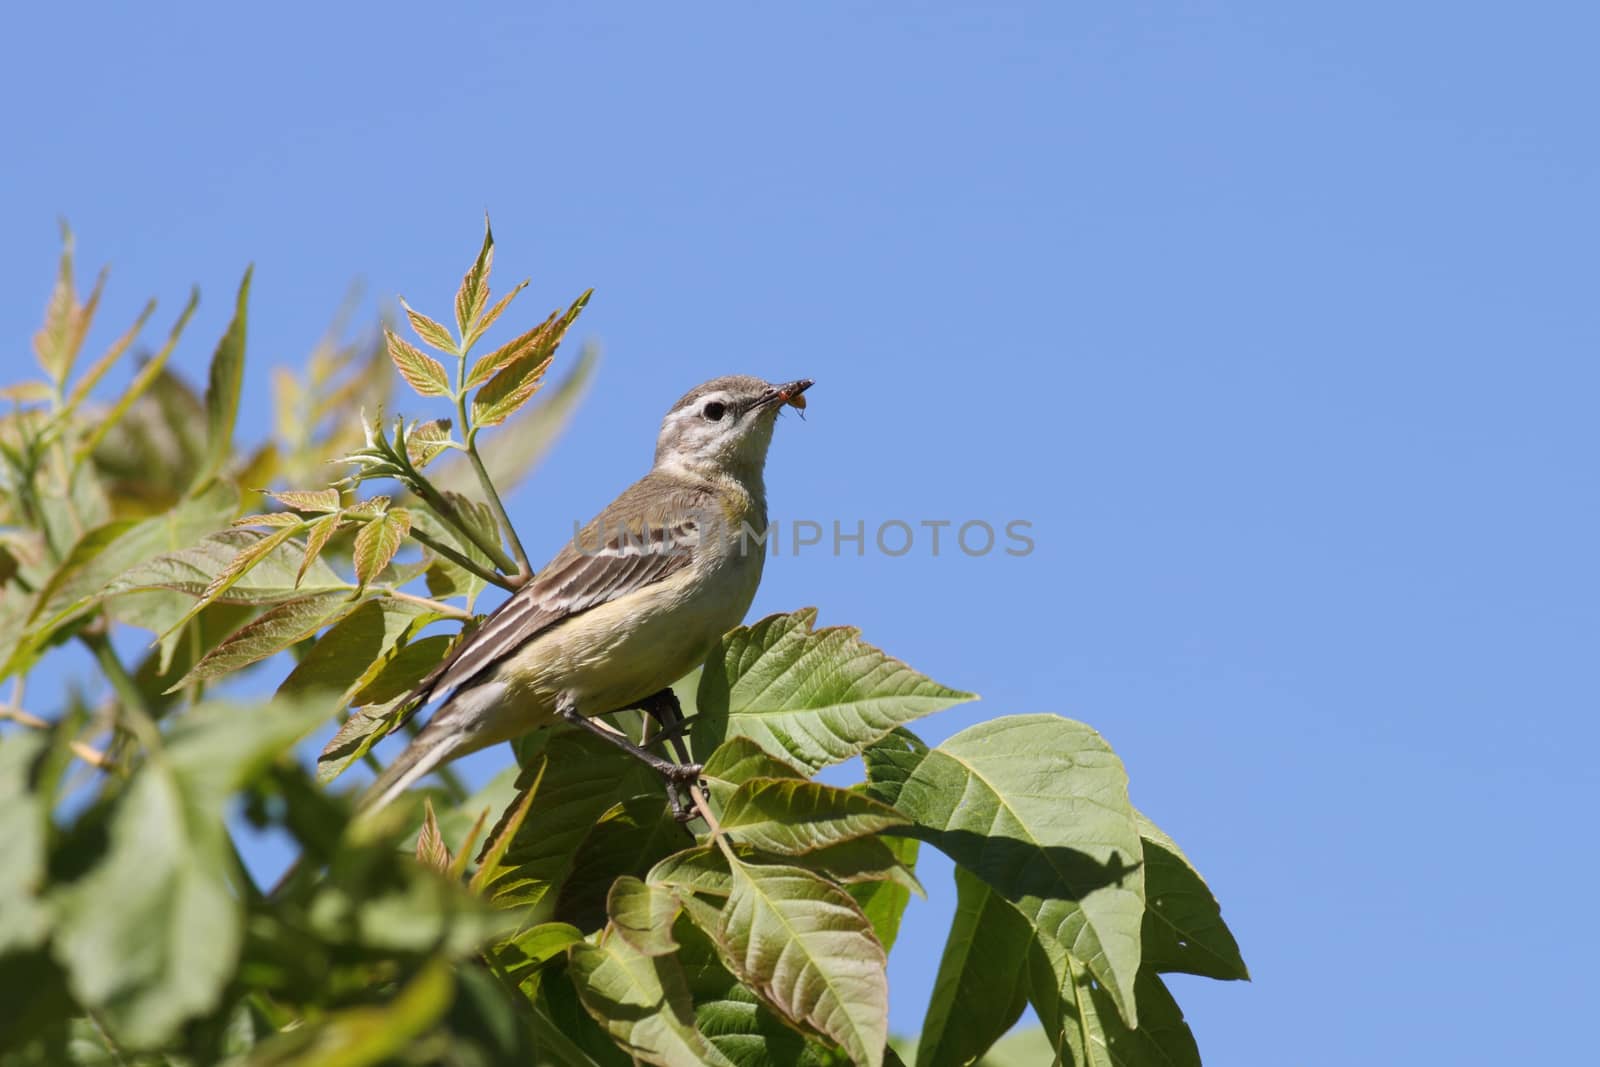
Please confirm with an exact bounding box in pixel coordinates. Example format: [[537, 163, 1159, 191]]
[[0, 224, 1245, 1066]]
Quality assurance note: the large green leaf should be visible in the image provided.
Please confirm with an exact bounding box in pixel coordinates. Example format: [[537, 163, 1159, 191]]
[[674, 918, 845, 1067], [846, 834, 920, 954], [5, 481, 238, 678], [1137, 810, 1249, 981], [108, 526, 346, 606], [477, 731, 665, 915], [716, 861, 888, 1067], [916, 866, 1032, 1067], [864, 717, 1145, 1026], [569, 931, 739, 1067], [694, 609, 974, 773], [554, 795, 694, 931], [720, 777, 910, 856], [49, 697, 328, 1048], [1028, 939, 1201, 1067], [196, 267, 251, 488]]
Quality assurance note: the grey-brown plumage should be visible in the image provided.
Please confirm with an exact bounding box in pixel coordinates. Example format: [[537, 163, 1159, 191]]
[[359, 375, 811, 812]]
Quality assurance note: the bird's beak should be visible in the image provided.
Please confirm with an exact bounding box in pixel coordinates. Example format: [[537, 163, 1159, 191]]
[[759, 378, 813, 411]]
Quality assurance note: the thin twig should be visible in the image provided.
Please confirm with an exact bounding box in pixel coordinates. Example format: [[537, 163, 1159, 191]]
[[410, 528, 515, 591], [467, 431, 532, 579], [408, 472, 521, 576], [380, 587, 474, 620]]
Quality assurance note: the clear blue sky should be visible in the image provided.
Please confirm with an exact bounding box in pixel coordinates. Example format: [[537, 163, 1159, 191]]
[[4, 3, 1596, 1062]]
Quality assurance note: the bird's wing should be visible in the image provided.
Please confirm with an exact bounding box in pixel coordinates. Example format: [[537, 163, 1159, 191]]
[[419, 475, 713, 702]]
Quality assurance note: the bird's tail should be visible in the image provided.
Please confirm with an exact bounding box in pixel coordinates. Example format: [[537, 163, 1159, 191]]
[[357, 720, 461, 815]]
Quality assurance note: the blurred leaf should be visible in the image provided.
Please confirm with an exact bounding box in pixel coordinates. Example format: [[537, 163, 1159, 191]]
[[63, 298, 156, 413], [88, 364, 208, 513], [384, 328, 452, 399], [568, 931, 737, 1067], [455, 216, 495, 340], [399, 298, 459, 356], [716, 862, 888, 1067], [0, 720, 77, 953], [916, 866, 1031, 1067], [168, 591, 358, 690], [240, 957, 454, 1067], [353, 509, 411, 588], [846, 834, 920, 953], [416, 797, 451, 873], [5, 482, 238, 680], [1136, 810, 1249, 981], [694, 609, 974, 773], [1028, 939, 1200, 1067], [50, 697, 328, 1048], [720, 777, 909, 856], [197, 267, 252, 488], [77, 289, 200, 467], [864, 716, 1145, 1026], [33, 226, 93, 384]]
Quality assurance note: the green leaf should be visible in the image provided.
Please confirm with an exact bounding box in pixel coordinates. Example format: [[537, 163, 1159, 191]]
[[673, 918, 844, 1067], [715, 862, 888, 1067], [167, 591, 357, 690], [0, 720, 77, 953], [50, 697, 328, 1048], [349, 631, 454, 706], [384, 327, 453, 398], [864, 717, 1145, 1027], [649, 845, 734, 899], [285, 598, 437, 704], [477, 732, 666, 915], [5, 482, 239, 679], [64, 298, 156, 412], [405, 417, 454, 469], [495, 920, 584, 994], [298, 511, 341, 586], [464, 307, 556, 390], [110, 526, 346, 612], [1137, 810, 1249, 981], [33, 225, 88, 384], [455, 215, 495, 340], [197, 266, 252, 488], [846, 834, 920, 953], [463, 278, 529, 351], [554, 795, 695, 932], [694, 609, 975, 773], [607, 876, 682, 957], [269, 488, 341, 512], [1028, 940, 1201, 1067], [77, 288, 199, 463], [353, 508, 412, 587], [154, 523, 307, 640], [568, 932, 738, 1067], [399, 297, 460, 355], [721, 777, 910, 856], [916, 865, 1032, 1067], [701, 735, 806, 808]]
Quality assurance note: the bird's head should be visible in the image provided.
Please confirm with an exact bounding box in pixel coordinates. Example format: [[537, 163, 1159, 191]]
[[653, 374, 812, 482]]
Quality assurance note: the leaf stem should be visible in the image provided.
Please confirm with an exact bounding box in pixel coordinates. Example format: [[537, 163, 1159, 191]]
[[464, 419, 532, 581], [408, 473, 521, 576], [410, 528, 516, 592]]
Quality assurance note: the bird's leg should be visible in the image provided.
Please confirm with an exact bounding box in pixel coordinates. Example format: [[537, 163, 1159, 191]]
[[557, 697, 703, 821], [634, 687, 696, 766]]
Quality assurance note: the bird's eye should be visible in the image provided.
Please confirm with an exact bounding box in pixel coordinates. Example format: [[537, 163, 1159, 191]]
[[702, 401, 726, 422]]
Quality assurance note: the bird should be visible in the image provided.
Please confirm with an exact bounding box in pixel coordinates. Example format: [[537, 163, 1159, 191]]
[[358, 374, 813, 815]]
